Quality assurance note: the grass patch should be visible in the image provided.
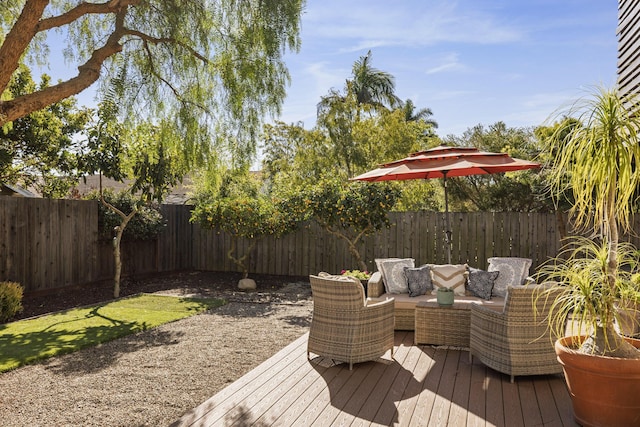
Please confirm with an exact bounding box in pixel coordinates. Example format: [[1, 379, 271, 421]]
[[0, 293, 225, 373]]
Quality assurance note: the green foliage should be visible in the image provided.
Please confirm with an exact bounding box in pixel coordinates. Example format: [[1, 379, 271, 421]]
[[0, 66, 91, 197], [540, 87, 640, 357], [392, 180, 442, 212], [444, 122, 545, 212], [261, 112, 438, 206], [85, 190, 164, 241], [1, 1, 304, 166], [301, 180, 399, 233], [0, 281, 23, 323], [314, 51, 437, 181], [192, 168, 299, 239], [398, 98, 438, 129], [341, 270, 371, 280], [193, 195, 298, 239], [544, 87, 640, 236], [290, 179, 400, 271], [537, 238, 640, 356], [349, 50, 401, 111], [260, 52, 440, 214], [191, 169, 301, 276], [0, 294, 224, 373]]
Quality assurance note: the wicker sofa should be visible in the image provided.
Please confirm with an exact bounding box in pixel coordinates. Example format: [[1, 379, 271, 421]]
[[367, 271, 505, 330], [365, 258, 533, 331]]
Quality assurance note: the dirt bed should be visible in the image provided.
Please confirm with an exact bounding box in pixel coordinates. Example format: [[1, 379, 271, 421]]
[[1, 271, 314, 426]]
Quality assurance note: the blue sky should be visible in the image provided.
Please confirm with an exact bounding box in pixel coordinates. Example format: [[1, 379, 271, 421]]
[[278, 0, 618, 137], [42, 0, 618, 139]]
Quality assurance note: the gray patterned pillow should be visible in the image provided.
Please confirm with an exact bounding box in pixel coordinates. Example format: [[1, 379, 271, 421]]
[[403, 264, 433, 297], [377, 258, 415, 294], [466, 266, 499, 300], [488, 257, 532, 297]]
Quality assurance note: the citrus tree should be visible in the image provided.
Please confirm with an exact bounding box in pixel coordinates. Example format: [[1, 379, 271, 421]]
[[191, 170, 301, 278], [289, 179, 400, 272], [80, 97, 187, 298]]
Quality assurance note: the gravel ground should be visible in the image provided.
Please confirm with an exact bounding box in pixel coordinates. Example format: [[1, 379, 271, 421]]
[[0, 272, 313, 427]]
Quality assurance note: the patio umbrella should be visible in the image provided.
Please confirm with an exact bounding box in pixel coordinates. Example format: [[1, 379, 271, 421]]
[[350, 145, 541, 263]]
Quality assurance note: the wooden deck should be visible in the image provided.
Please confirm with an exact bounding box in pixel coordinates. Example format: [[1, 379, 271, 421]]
[[171, 331, 577, 427]]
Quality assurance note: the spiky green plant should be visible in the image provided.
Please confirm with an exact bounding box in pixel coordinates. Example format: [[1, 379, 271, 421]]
[[543, 87, 640, 357]]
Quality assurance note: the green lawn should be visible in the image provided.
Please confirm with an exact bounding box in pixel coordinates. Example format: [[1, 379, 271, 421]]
[[0, 293, 225, 373]]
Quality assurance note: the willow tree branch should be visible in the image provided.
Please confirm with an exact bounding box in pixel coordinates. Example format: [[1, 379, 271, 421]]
[[0, 7, 129, 125]]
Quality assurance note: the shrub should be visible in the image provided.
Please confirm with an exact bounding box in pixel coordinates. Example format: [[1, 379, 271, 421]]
[[85, 189, 165, 241], [0, 282, 23, 323]]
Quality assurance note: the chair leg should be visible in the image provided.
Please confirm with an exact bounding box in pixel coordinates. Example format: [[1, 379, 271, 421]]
[[510, 375, 514, 383], [349, 362, 353, 371], [469, 352, 473, 363]]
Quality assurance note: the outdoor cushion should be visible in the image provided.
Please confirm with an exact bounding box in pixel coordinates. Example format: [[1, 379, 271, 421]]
[[376, 258, 415, 294], [403, 264, 433, 297], [430, 264, 467, 296], [488, 257, 532, 298], [466, 266, 499, 300], [373, 293, 505, 311]]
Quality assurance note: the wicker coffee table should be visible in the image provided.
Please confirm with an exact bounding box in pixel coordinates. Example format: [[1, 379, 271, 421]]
[[414, 301, 471, 347]]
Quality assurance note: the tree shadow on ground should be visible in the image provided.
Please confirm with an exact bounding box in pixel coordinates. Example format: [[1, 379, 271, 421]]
[[44, 327, 185, 376], [280, 314, 311, 328], [309, 355, 423, 425], [223, 404, 273, 426]]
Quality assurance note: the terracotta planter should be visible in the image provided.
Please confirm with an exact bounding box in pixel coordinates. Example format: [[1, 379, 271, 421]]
[[555, 336, 640, 427]]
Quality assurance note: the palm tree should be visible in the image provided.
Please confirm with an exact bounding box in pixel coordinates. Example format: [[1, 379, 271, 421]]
[[399, 98, 438, 128], [350, 50, 401, 111], [317, 50, 401, 118]]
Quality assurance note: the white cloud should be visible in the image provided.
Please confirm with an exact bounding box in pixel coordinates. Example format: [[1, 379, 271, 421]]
[[303, 0, 524, 51], [425, 53, 465, 75]]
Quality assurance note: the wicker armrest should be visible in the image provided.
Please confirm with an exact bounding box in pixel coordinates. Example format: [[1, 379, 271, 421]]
[[367, 271, 385, 297], [470, 303, 507, 330], [366, 297, 394, 310]]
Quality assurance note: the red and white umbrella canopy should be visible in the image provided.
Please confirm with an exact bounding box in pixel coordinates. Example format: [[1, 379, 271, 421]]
[[351, 145, 540, 182], [350, 145, 540, 263]]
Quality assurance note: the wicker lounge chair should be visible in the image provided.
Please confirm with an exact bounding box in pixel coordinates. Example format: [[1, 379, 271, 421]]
[[469, 284, 563, 383], [307, 274, 395, 370]]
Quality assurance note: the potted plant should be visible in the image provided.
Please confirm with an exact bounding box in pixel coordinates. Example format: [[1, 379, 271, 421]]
[[541, 87, 640, 427], [341, 270, 371, 294], [436, 287, 454, 306]]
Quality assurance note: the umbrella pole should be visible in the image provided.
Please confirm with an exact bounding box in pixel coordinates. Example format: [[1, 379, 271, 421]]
[[443, 172, 452, 264]]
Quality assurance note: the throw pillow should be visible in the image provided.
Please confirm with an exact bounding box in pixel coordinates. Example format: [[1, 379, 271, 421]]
[[487, 257, 532, 298], [466, 266, 499, 300], [403, 264, 433, 297], [377, 258, 415, 294], [430, 264, 467, 296]]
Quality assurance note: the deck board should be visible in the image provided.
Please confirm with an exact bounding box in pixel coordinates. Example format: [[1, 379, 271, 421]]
[[171, 332, 579, 427]]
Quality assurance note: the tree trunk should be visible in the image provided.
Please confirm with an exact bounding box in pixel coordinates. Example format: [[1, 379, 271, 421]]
[[227, 238, 258, 278], [112, 209, 137, 298], [324, 226, 368, 272], [580, 324, 640, 359], [605, 181, 618, 330]]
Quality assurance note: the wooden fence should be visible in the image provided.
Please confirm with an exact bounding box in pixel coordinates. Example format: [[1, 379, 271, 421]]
[[0, 196, 620, 294], [191, 211, 563, 276]]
